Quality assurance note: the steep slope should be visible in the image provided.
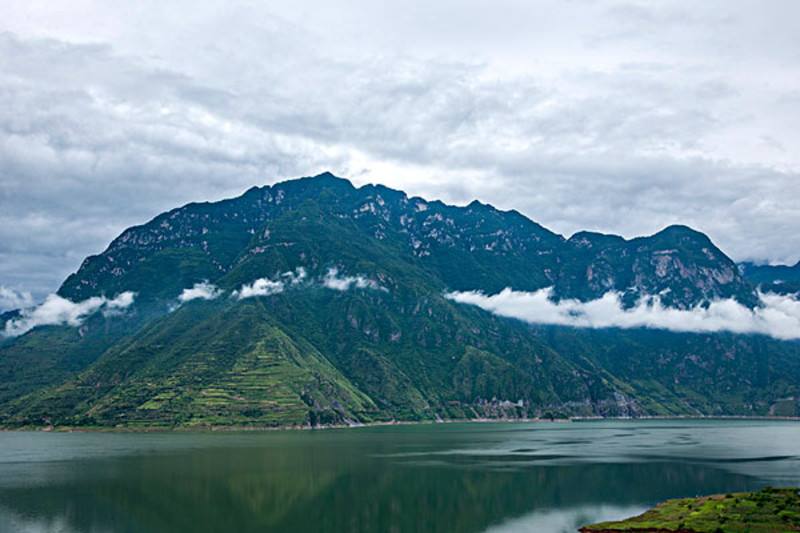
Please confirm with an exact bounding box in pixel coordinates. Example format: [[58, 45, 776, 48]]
[[1, 172, 798, 428], [6, 278, 630, 427], [562, 226, 756, 308], [58, 172, 757, 308], [9, 299, 378, 427]]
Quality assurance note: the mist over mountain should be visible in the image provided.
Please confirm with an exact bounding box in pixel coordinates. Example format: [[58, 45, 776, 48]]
[[739, 261, 800, 296], [1, 173, 799, 428]]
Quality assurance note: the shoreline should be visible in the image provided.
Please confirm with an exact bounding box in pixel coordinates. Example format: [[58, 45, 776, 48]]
[[2, 414, 800, 433], [569, 413, 800, 422]]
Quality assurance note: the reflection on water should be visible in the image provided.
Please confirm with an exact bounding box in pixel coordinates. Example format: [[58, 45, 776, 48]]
[[0, 420, 798, 533], [484, 505, 648, 533]]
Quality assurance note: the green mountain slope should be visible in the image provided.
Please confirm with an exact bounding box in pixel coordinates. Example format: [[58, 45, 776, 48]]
[[57, 172, 757, 308], [1, 173, 799, 428]]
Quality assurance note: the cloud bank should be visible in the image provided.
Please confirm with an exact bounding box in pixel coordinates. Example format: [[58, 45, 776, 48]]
[[446, 287, 800, 340], [178, 282, 222, 303], [3, 292, 136, 337]]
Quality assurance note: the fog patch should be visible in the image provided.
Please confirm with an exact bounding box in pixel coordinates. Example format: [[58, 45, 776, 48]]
[[178, 282, 222, 303], [3, 291, 136, 337], [232, 268, 306, 300], [322, 268, 385, 292], [281, 267, 307, 285], [233, 278, 285, 300], [445, 287, 800, 340], [233, 267, 384, 298]]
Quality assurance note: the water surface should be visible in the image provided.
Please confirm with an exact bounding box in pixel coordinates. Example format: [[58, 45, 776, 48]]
[[0, 420, 798, 532]]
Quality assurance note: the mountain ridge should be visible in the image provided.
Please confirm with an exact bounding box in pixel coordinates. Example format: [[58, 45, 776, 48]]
[[739, 260, 800, 296], [2, 172, 799, 428], [56, 172, 756, 309]]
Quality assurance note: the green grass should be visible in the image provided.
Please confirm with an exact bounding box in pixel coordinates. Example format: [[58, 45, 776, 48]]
[[581, 487, 800, 532]]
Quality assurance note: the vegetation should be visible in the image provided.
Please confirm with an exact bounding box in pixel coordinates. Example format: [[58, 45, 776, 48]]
[[739, 261, 800, 296], [1, 173, 799, 428], [581, 487, 800, 532]]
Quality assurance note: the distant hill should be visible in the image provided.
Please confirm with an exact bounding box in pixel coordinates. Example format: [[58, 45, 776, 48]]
[[1, 172, 799, 428], [739, 260, 800, 295]]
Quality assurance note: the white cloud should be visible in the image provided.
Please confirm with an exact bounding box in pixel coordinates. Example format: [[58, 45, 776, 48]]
[[104, 291, 136, 311], [234, 279, 285, 300], [101, 291, 136, 317], [178, 281, 222, 303], [281, 267, 307, 285], [3, 291, 136, 337], [0, 286, 34, 312], [234, 267, 381, 298], [232, 267, 310, 299], [322, 268, 384, 292], [445, 287, 800, 341]]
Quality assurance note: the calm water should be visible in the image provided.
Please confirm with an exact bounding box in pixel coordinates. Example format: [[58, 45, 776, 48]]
[[0, 420, 799, 533]]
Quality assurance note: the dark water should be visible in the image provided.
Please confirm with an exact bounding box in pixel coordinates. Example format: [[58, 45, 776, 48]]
[[1, 420, 799, 533]]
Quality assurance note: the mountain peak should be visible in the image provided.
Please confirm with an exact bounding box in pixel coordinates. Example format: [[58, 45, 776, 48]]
[[467, 199, 489, 209], [311, 171, 342, 181], [56, 173, 757, 309], [273, 171, 353, 189], [568, 231, 625, 248], [651, 224, 709, 241], [9, 172, 796, 430]]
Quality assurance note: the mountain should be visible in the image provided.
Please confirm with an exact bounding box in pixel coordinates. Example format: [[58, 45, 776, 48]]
[[57, 172, 757, 308], [1, 172, 798, 428], [739, 260, 800, 295]]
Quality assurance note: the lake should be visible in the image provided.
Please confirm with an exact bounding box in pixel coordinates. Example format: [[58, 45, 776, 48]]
[[0, 420, 798, 532]]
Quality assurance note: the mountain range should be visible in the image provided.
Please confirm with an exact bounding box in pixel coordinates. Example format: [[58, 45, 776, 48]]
[[1, 172, 798, 428]]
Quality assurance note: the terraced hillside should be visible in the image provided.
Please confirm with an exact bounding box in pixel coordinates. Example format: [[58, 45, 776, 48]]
[[1, 173, 799, 428]]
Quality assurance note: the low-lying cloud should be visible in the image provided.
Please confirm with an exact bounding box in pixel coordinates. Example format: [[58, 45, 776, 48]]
[[282, 267, 308, 286], [233, 267, 384, 299], [3, 291, 136, 337], [445, 287, 800, 340], [323, 268, 385, 292], [234, 278, 286, 299], [233, 267, 307, 300], [178, 282, 222, 303]]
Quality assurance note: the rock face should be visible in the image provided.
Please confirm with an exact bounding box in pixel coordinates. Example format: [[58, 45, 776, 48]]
[[60, 172, 758, 308], [561, 225, 755, 308], [1, 172, 799, 428]]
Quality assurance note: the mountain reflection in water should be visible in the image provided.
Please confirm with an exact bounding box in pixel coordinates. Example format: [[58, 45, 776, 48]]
[[0, 420, 798, 533]]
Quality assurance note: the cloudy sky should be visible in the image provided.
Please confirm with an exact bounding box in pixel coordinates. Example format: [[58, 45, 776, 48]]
[[1, 0, 799, 304]]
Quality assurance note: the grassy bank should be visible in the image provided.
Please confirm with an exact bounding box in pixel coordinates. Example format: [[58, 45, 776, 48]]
[[581, 487, 800, 532]]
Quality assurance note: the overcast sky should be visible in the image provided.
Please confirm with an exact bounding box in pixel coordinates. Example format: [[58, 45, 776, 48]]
[[1, 0, 799, 305]]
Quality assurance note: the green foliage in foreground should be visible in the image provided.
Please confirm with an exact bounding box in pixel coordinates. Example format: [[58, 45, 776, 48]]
[[581, 487, 800, 532]]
